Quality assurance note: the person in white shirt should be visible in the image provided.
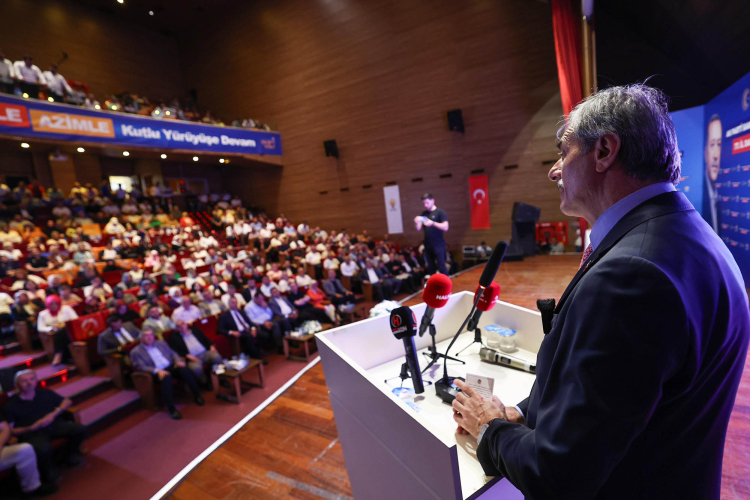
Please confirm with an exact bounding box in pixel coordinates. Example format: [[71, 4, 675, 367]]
[[37, 295, 79, 366], [259, 276, 278, 298], [221, 285, 246, 308], [0, 242, 22, 261], [0, 49, 16, 94], [306, 249, 322, 265], [51, 201, 71, 219], [340, 255, 358, 277], [297, 222, 309, 236], [84, 277, 113, 300], [13, 56, 46, 98], [230, 196, 242, 208], [84, 93, 100, 110], [42, 63, 73, 102], [323, 255, 340, 271], [295, 267, 314, 287], [171, 296, 203, 324]]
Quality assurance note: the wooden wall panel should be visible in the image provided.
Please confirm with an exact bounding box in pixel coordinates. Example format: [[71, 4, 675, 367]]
[[0, 0, 183, 100], [183, 0, 574, 248]]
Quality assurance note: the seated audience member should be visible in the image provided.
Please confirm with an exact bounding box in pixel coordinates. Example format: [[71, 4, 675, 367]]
[[113, 300, 140, 322], [37, 296, 79, 366], [0, 418, 58, 496], [97, 314, 141, 356], [217, 297, 261, 359], [136, 280, 156, 300], [84, 276, 113, 301], [25, 247, 51, 274], [139, 293, 167, 318], [0, 290, 14, 323], [259, 275, 278, 298], [106, 287, 136, 308], [359, 260, 392, 301], [339, 255, 362, 293], [168, 320, 222, 388], [549, 236, 565, 254], [221, 284, 246, 308], [188, 282, 204, 303], [185, 269, 206, 289], [377, 260, 403, 296], [268, 288, 299, 334], [322, 270, 356, 310], [102, 259, 123, 273], [2, 370, 87, 483], [104, 217, 124, 235], [142, 306, 177, 340], [115, 272, 137, 292], [208, 274, 229, 297], [166, 288, 184, 309], [59, 284, 82, 306], [171, 296, 203, 324], [307, 281, 338, 325], [295, 267, 314, 288], [45, 275, 63, 297], [198, 289, 227, 317], [229, 268, 247, 290], [23, 281, 46, 307], [244, 293, 283, 353], [99, 242, 119, 262], [129, 329, 204, 420], [82, 296, 103, 316], [241, 279, 259, 303], [11, 292, 39, 322]]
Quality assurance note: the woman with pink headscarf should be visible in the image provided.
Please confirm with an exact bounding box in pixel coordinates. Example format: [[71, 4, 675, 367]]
[[37, 295, 79, 365]]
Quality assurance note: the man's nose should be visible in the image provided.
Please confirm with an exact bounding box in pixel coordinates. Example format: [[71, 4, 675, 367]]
[[549, 159, 562, 182]]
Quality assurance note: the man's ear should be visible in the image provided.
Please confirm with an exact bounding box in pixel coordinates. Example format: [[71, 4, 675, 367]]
[[594, 133, 622, 173]]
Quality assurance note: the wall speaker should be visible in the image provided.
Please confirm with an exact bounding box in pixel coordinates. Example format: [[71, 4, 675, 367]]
[[512, 202, 541, 223], [324, 140, 339, 158], [447, 109, 464, 133]]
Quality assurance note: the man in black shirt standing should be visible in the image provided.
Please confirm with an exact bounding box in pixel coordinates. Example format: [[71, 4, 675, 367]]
[[2, 370, 87, 483], [414, 193, 449, 275]]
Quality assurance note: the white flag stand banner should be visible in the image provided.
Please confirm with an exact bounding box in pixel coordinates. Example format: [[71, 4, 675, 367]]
[[383, 185, 404, 234]]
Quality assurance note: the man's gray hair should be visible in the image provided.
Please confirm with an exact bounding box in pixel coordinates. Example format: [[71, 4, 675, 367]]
[[561, 84, 681, 183], [14, 369, 36, 386]]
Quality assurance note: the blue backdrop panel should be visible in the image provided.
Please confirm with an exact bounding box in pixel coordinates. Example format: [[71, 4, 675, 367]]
[[671, 105, 705, 211]]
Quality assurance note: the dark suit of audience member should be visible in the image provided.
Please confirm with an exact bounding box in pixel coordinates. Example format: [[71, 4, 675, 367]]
[[130, 334, 203, 417], [268, 293, 298, 333], [97, 321, 141, 356], [322, 277, 356, 307], [167, 324, 222, 386], [377, 262, 403, 296], [217, 307, 261, 359], [359, 264, 393, 301]]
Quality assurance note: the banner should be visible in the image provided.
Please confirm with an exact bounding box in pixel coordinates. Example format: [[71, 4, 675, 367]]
[[0, 94, 282, 156], [383, 185, 404, 234], [469, 175, 490, 229]]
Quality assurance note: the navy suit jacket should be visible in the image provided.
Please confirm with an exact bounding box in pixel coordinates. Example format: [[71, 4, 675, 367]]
[[477, 192, 750, 499]]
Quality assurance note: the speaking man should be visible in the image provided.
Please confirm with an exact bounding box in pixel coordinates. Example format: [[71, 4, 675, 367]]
[[452, 85, 749, 499], [703, 114, 722, 233], [414, 193, 449, 275]]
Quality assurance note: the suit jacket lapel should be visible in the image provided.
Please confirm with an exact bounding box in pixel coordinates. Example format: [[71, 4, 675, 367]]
[[554, 191, 693, 314]]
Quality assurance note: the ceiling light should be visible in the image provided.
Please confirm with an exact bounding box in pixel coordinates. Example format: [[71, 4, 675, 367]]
[[21, 143, 29, 148], [22, 93, 28, 98], [149, 10, 154, 15], [95, 105, 101, 110], [47, 97, 54, 102], [193, 156, 199, 162], [77, 147, 85, 153], [161, 154, 167, 159], [123, 151, 130, 156], [219, 159, 225, 163], [117, 0, 124, 4]]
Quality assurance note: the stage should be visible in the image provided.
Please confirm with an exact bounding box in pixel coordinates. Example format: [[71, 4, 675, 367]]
[[167, 255, 750, 500]]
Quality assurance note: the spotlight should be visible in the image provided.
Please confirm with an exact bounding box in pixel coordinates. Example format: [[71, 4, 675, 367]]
[[154, 109, 160, 115], [149, 10, 154, 15], [123, 151, 130, 156], [161, 154, 167, 159], [117, 0, 124, 4], [219, 159, 225, 163], [77, 147, 85, 153], [21, 143, 30, 148], [165, 111, 170, 116], [95, 105, 101, 110], [47, 97, 54, 102], [193, 156, 199, 162], [22, 93, 29, 98]]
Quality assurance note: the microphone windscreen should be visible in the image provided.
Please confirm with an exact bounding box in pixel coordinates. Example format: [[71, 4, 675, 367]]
[[479, 241, 508, 288], [422, 273, 453, 308], [390, 306, 417, 339], [474, 282, 500, 312]]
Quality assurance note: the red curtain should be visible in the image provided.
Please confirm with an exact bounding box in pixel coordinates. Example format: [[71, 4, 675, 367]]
[[550, 0, 588, 243], [551, 0, 583, 115]]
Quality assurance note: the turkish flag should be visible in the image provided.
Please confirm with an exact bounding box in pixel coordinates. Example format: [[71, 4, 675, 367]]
[[469, 175, 490, 229]]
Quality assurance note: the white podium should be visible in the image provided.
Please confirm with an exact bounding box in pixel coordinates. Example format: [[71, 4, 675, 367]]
[[316, 291, 544, 500]]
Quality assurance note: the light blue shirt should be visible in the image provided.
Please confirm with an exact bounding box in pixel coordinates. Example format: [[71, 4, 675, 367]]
[[144, 344, 171, 373], [181, 331, 207, 357], [245, 301, 273, 325], [590, 182, 676, 251]]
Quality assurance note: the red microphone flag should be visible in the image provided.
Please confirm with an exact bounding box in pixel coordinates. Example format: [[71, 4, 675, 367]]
[[469, 175, 490, 229], [422, 273, 453, 308], [474, 282, 501, 311]]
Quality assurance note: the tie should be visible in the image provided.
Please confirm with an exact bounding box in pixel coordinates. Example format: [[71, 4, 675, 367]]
[[579, 244, 593, 269], [232, 310, 248, 331]]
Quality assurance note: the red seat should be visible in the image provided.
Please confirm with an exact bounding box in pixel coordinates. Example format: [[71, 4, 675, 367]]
[[100, 271, 123, 287], [196, 315, 231, 358]]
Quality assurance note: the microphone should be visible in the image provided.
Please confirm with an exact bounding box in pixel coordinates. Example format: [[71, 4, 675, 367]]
[[390, 306, 424, 394], [478, 241, 508, 289], [419, 274, 453, 336], [435, 241, 509, 404], [467, 282, 501, 331]]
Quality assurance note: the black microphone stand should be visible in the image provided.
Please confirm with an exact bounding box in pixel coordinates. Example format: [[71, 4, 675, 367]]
[[455, 324, 486, 356], [421, 322, 464, 374], [385, 360, 433, 389]]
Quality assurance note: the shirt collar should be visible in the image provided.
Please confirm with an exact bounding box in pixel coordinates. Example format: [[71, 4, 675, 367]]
[[590, 182, 676, 251]]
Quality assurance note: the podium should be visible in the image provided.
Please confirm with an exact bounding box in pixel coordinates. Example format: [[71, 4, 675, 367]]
[[316, 291, 544, 499]]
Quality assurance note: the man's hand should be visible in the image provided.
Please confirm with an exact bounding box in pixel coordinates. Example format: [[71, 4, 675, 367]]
[[413, 216, 422, 225], [290, 312, 298, 319], [31, 412, 57, 431], [175, 359, 186, 368], [209, 345, 218, 353], [229, 330, 240, 337], [157, 369, 170, 381], [186, 354, 200, 363], [422, 218, 434, 227], [263, 321, 273, 329], [452, 380, 506, 439]]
